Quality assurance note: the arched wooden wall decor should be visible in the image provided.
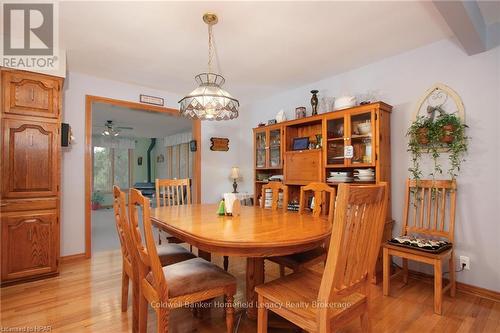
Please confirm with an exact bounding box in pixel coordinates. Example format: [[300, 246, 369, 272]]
[[413, 83, 465, 122]]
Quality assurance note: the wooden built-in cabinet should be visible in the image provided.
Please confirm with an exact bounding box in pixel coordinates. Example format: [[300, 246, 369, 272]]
[[1, 68, 63, 286], [2, 70, 61, 118]]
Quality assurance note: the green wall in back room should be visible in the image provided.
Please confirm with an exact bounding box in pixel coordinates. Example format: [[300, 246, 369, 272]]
[[133, 138, 153, 183]]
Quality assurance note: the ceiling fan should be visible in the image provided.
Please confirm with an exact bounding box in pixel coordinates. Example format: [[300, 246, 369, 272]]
[[98, 120, 133, 137]]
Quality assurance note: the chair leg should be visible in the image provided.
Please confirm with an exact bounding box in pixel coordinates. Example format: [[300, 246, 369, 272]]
[[449, 252, 456, 297], [223, 256, 229, 272], [402, 258, 409, 284], [158, 230, 162, 245], [225, 294, 234, 333], [279, 264, 285, 277], [434, 259, 443, 315], [121, 270, 129, 312], [383, 248, 390, 296], [138, 292, 149, 333], [360, 312, 372, 332], [156, 305, 169, 333], [257, 294, 268, 333]]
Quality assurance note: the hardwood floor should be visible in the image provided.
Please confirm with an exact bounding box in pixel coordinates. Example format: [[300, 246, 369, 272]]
[[1, 250, 499, 332]]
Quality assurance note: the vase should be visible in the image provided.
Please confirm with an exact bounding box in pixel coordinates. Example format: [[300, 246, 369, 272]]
[[310, 90, 319, 116]]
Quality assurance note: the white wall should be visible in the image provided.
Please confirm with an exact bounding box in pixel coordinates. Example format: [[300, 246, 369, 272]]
[[245, 39, 500, 291], [61, 72, 247, 256]]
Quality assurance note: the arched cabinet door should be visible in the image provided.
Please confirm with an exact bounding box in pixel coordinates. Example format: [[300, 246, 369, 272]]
[[2, 71, 61, 118], [1, 211, 58, 280], [1, 118, 60, 199]]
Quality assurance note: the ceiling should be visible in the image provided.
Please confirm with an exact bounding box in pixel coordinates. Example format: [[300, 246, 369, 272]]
[[478, 1, 500, 25], [92, 102, 192, 138], [60, 1, 452, 102]]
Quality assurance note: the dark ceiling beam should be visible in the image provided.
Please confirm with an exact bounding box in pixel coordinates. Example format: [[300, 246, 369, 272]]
[[432, 0, 487, 55]]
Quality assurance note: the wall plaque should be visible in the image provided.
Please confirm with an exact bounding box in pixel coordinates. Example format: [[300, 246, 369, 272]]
[[210, 137, 229, 151]]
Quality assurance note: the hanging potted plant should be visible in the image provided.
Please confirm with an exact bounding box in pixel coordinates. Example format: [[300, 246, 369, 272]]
[[434, 113, 468, 178], [91, 191, 104, 210], [407, 115, 433, 146], [406, 116, 430, 182]]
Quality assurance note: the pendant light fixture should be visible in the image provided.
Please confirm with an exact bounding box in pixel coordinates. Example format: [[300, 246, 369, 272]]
[[179, 13, 239, 121]]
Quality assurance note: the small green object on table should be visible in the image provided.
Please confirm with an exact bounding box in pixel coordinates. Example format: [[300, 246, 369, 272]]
[[217, 199, 226, 216]]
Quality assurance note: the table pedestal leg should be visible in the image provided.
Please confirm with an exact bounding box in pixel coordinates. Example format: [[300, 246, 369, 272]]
[[246, 257, 264, 319], [198, 249, 211, 262]]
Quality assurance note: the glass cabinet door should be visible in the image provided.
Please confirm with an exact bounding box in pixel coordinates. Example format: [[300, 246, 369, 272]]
[[349, 111, 374, 165], [326, 116, 345, 165], [255, 131, 267, 168], [268, 128, 281, 168]]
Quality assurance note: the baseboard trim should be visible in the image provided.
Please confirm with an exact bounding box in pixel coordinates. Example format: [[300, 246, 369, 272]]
[[60, 253, 87, 263], [407, 269, 500, 302]]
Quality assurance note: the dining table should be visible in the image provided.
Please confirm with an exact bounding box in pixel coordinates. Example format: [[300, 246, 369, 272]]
[[149, 203, 332, 319]]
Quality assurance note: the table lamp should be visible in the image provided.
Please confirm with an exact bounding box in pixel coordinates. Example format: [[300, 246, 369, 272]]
[[230, 167, 241, 193]]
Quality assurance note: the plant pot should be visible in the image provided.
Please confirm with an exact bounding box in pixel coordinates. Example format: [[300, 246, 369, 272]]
[[91, 202, 101, 210], [440, 124, 454, 143], [417, 128, 429, 145]]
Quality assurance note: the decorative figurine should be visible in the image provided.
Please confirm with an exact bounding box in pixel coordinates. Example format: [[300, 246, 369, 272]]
[[310, 90, 319, 116], [315, 134, 322, 148]]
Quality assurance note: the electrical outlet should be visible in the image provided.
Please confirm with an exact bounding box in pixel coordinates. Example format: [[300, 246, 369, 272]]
[[459, 256, 470, 270]]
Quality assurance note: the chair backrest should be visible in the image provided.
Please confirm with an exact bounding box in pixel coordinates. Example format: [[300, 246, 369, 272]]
[[112, 186, 133, 268], [402, 179, 457, 242], [261, 182, 288, 210], [129, 189, 168, 299], [299, 182, 336, 221], [317, 183, 387, 327], [155, 178, 191, 207]]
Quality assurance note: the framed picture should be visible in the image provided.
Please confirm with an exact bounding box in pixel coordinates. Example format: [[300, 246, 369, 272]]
[[295, 106, 306, 119], [139, 94, 164, 106], [292, 137, 309, 151], [189, 140, 197, 152]]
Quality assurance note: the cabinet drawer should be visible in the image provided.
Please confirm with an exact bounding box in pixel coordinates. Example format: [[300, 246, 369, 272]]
[[2, 70, 62, 119], [284, 150, 322, 184], [1, 210, 59, 281], [0, 198, 58, 212]]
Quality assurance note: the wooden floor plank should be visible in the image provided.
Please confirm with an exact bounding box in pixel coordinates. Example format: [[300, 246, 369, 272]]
[[1, 250, 499, 332]]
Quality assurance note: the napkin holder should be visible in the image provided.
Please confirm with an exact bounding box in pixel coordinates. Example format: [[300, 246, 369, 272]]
[[223, 193, 241, 216]]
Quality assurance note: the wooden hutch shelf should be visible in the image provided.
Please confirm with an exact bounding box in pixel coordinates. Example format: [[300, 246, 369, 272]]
[[253, 102, 392, 281], [253, 101, 393, 219]]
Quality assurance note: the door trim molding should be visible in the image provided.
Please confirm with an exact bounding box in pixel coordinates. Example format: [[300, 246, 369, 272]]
[[84, 95, 201, 259]]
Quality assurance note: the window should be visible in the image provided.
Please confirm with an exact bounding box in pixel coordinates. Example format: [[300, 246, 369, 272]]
[[93, 146, 131, 192]]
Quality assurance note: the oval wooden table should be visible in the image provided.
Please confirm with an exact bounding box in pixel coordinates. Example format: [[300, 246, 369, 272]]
[[150, 204, 332, 319]]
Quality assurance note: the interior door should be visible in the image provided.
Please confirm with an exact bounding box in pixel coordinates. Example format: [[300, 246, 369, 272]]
[[1, 119, 60, 199], [2, 71, 61, 118], [1, 211, 57, 280]]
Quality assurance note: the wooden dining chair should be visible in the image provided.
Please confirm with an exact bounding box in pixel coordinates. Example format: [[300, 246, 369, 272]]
[[260, 181, 288, 210], [256, 183, 388, 333], [383, 179, 457, 315], [267, 182, 336, 277], [155, 178, 191, 245], [129, 188, 236, 333], [112, 186, 195, 313]]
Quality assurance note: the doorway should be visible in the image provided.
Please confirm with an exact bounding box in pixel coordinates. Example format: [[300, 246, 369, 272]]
[[84, 95, 201, 257]]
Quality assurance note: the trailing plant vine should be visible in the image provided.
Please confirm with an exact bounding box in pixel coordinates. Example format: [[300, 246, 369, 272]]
[[407, 112, 468, 182]]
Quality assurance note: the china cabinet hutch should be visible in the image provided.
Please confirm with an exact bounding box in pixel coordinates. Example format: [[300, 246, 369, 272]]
[[0, 68, 63, 286], [253, 102, 393, 278]]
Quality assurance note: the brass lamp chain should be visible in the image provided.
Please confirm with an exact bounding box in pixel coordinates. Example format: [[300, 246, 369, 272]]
[[208, 23, 213, 74]]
